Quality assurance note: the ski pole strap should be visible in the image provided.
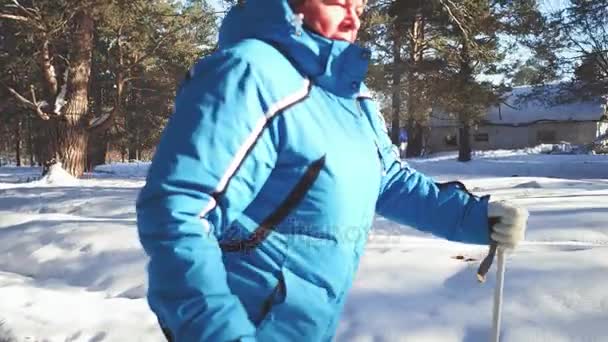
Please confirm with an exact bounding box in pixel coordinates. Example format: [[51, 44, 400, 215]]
[[477, 243, 497, 283], [477, 216, 502, 282]]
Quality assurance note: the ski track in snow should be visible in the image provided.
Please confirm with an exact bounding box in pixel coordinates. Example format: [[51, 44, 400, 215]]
[[1, 152, 608, 341]]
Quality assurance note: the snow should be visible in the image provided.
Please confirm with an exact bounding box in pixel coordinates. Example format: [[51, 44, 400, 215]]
[[93, 161, 151, 178], [38, 163, 79, 186], [0, 163, 80, 190], [1, 150, 608, 341]]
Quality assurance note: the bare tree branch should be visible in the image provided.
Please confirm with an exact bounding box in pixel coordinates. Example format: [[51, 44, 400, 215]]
[[439, 0, 470, 41], [128, 33, 172, 70], [40, 38, 59, 97], [2, 0, 45, 30], [127, 12, 212, 70], [2, 83, 50, 120], [0, 13, 29, 21], [5, 85, 35, 107], [88, 108, 115, 132], [131, 87, 160, 92], [122, 76, 144, 83], [11, 0, 39, 17]]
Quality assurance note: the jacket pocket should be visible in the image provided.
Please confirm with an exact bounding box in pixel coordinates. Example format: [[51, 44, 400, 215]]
[[256, 266, 336, 341]]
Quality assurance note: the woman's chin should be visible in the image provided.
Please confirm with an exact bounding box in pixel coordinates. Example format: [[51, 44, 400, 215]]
[[329, 34, 357, 43]]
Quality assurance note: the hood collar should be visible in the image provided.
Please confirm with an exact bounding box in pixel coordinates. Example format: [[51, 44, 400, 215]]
[[218, 0, 371, 98]]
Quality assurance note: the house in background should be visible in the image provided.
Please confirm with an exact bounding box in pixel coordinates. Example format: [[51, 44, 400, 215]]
[[428, 86, 608, 153]]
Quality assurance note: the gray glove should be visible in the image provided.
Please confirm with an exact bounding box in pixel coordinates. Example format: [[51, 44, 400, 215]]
[[488, 200, 529, 249]]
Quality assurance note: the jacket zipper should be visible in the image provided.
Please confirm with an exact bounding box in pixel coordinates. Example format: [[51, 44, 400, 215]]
[[219, 155, 326, 253]]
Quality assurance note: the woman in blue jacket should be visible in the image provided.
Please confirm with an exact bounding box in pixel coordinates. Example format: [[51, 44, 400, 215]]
[[136, 0, 528, 340]]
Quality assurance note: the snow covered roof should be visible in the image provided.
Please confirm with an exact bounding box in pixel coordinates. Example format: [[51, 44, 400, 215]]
[[487, 86, 607, 125], [430, 85, 607, 127]]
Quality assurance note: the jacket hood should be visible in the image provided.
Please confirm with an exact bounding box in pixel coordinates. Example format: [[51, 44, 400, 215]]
[[218, 0, 371, 97]]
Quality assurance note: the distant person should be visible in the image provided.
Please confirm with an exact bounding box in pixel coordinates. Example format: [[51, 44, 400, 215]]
[[399, 127, 408, 158], [136, 0, 529, 341]]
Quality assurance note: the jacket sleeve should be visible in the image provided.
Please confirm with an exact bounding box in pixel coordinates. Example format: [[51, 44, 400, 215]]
[[136, 52, 279, 342], [371, 116, 490, 246]]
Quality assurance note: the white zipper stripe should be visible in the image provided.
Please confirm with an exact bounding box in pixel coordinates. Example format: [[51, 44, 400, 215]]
[[198, 197, 217, 220], [214, 78, 310, 193], [198, 78, 311, 220]]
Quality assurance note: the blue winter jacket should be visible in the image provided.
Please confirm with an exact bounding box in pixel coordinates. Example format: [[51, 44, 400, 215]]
[[136, 1, 491, 341]]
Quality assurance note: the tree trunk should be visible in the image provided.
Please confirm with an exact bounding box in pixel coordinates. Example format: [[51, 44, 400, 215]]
[[15, 117, 22, 166], [27, 113, 34, 166], [457, 39, 473, 162], [390, 17, 404, 145], [86, 79, 109, 172], [128, 147, 137, 161], [86, 131, 108, 172], [458, 124, 472, 162], [35, 123, 57, 166], [57, 119, 89, 176], [87, 24, 128, 168], [52, 11, 95, 177], [128, 125, 141, 161], [407, 123, 425, 158], [0, 121, 7, 163], [405, 11, 425, 158]]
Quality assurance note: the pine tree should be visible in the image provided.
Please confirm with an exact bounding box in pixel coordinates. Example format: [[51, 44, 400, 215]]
[[361, 0, 542, 160], [1, 0, 99, 175], [512, 58, 546, 86], [89, 0, 216, 168], [533, 0, 607, 96], [361, 0, 450, 157], [435, 0, 502, 161], [1, 0, 217, 175]]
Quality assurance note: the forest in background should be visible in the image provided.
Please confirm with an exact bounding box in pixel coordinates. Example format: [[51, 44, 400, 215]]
[[1, 0, 606, 175]]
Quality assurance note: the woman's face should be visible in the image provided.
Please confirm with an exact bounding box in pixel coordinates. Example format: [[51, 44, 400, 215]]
[[294, 0, 364, 43]]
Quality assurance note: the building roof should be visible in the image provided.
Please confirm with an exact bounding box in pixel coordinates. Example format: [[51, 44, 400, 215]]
[[487, 86, 607, 125], [430, 85, 607, 127]]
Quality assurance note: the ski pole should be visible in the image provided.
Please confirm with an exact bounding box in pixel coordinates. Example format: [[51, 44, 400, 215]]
[[491, 247, 506, 342], [477, 243, 506, 342]]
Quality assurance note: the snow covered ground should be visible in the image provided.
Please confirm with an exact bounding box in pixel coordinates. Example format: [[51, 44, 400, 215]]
[[1, 150, 607, 342]]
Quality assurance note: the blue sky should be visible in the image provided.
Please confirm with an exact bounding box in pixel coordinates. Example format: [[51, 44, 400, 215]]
[[539, 0, 568, 12]]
